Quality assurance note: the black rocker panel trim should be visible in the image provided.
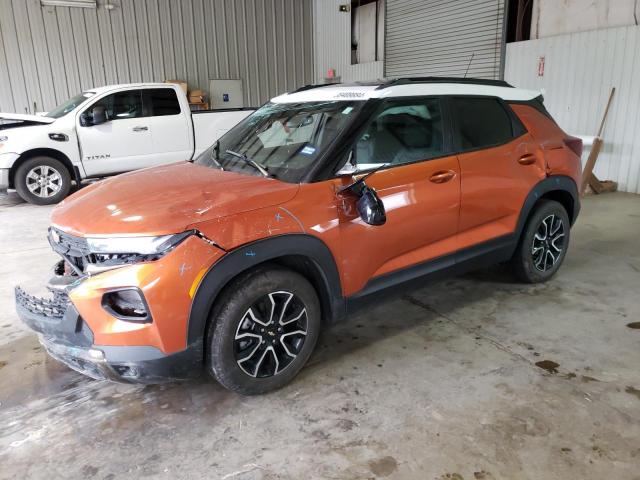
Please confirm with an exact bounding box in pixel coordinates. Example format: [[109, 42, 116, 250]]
[[186, 234, 345, 346], [347, 234, 516, 315], [347, 175, 579, 314]]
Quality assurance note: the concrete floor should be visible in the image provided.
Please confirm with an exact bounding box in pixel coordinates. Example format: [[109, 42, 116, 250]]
[[0, 191, 639, 479]]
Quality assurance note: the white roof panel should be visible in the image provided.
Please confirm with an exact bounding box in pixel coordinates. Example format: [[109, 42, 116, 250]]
[[272, 82, 540, 103]]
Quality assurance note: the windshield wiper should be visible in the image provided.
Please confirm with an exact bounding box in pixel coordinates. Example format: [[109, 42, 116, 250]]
[[225, 150, 269, 177]]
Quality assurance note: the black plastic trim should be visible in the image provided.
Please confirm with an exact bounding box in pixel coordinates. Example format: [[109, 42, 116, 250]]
[[186, 234, 345, 345], [347, 234, 516, 315], [101, 287, 153, 324], [377, 77, 513, 90]]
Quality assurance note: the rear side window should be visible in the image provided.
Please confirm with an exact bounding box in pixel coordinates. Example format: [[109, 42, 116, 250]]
[[147, 88, 181, 116], [451, 97, 514, 150]]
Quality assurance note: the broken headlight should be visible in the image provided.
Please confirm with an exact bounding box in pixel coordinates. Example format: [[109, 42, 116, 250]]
[[86, 231, 193, 256], [83, 231, 194, 273]]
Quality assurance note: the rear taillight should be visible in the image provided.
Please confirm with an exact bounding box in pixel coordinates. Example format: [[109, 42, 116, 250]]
[[564, 136, 583, 158]]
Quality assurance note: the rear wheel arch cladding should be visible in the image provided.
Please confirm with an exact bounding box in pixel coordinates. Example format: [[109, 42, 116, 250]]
[[515, 176, 579, 248], [186, 234, 345, 347]]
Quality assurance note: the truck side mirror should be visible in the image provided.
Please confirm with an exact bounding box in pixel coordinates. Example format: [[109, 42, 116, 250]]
[[91, 106, 108, 125]]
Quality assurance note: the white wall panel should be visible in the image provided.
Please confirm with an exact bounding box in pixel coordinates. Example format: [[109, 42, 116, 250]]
[[505, 26, 640, 194], [313, 0, 384, 83], [0, 0, 313, 113]]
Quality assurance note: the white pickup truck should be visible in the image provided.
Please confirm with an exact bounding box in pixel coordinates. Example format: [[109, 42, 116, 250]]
[[0, 83, 253, 204]]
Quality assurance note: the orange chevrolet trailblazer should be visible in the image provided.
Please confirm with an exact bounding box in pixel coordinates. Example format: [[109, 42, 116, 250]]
[[16, 78, 582, 394]]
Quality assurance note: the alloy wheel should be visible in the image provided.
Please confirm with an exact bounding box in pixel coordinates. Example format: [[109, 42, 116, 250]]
[[531, 214, 565, 272], [25, 165, 63, 198], [234, 291, 308, 378]]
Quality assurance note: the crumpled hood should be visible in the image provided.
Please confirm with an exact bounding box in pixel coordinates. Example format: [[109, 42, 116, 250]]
[[51, 162, 300, 236], [0, 112, 55, 124]]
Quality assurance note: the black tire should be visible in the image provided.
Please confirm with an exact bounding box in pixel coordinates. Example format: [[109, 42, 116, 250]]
[[206, 266, 321, 395], [15, 156, 71, 205], [511, 199, 571, 283]]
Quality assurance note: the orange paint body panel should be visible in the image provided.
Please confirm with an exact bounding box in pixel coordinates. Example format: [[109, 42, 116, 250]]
[[69, 235, 224, 354], [52, 162, 299, 236]]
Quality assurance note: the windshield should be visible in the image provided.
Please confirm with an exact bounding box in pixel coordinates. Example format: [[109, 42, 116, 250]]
[[195, 101, 363, 182], [46, 92, 95, 119]]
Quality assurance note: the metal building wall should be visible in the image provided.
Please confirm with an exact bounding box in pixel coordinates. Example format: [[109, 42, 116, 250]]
[[505, 26, 640, 194], [313, 0, 384, 83], [385, 0, 506, 79], [0, 0, 314, 114]]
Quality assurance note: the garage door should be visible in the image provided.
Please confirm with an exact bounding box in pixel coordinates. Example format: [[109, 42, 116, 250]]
[[384, 0, 507, 80]]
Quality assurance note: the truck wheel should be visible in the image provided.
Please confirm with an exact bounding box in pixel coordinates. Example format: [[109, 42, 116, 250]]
[[207, 266, 321, 395], [15, 156, 71, 205], [511, 199, 571, 283]]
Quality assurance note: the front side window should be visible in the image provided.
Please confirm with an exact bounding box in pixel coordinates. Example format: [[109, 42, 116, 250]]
[[195, 101, 363, 183], [146, 88, 181, 116], [88, 90, 143, 121], [451, 97, 514, 150], [46, 92, 95, 119], [353, 98, 445, 169]]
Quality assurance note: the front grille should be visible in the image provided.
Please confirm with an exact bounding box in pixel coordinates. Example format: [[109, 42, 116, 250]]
[[49, 227, 93, 273], [51, 227, 91, 257], [15, 286, 70, 318]]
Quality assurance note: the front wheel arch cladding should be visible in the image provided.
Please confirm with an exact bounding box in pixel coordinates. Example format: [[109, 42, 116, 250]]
[[186, 234, 345, 347]]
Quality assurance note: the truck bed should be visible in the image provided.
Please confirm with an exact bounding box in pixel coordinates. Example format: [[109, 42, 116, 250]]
[[192, 108, 254, 158]]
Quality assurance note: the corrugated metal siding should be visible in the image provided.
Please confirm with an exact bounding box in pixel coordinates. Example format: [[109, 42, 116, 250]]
[[505, 26, 640, 194], [313, 0, 384, 83], [0, 0, 313, 113], [385, 0, 506, 79]]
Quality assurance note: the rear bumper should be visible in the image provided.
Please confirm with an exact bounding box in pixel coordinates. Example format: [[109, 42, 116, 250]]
[[15, 286, 203, 383]]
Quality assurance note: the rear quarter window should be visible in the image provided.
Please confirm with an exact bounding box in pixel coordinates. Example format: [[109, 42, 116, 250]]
[[147, 88, 181, 116], [451, 97, 515, 150]]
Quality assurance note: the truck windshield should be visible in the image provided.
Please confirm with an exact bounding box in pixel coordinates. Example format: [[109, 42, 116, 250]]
[[195, 101, 362, 182], [46, 92, 95, 119]]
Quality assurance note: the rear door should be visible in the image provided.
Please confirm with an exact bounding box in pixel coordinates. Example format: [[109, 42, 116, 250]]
[[143, 87, 193, 165], [77, 89, 152, 176], [337, 97, 461, 295], [450, 96, 546, 250]]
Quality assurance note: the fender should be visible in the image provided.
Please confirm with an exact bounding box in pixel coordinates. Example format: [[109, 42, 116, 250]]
[[186, 234, 345, 346]]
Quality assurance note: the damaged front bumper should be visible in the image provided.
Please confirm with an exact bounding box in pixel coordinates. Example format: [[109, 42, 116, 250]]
[[15, 272, 202, 384]]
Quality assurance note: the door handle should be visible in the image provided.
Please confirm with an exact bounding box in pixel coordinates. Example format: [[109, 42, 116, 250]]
[[132, 126, 148, 132], [518, 153, 537, 165], [429, 170, 456, 184]]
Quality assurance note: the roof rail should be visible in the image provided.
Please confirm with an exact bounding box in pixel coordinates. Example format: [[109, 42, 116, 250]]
[[289, 83, 336, 94], [376, 77, 513, 90]]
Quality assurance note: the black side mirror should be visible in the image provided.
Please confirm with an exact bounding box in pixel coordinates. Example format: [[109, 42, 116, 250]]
[[356, 185, 386, 226], [91, 106, 107, 125]]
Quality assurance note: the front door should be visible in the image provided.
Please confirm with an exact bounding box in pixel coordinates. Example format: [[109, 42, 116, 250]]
[[77, 89, 153, 176], [337, 97, 461, 297]]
